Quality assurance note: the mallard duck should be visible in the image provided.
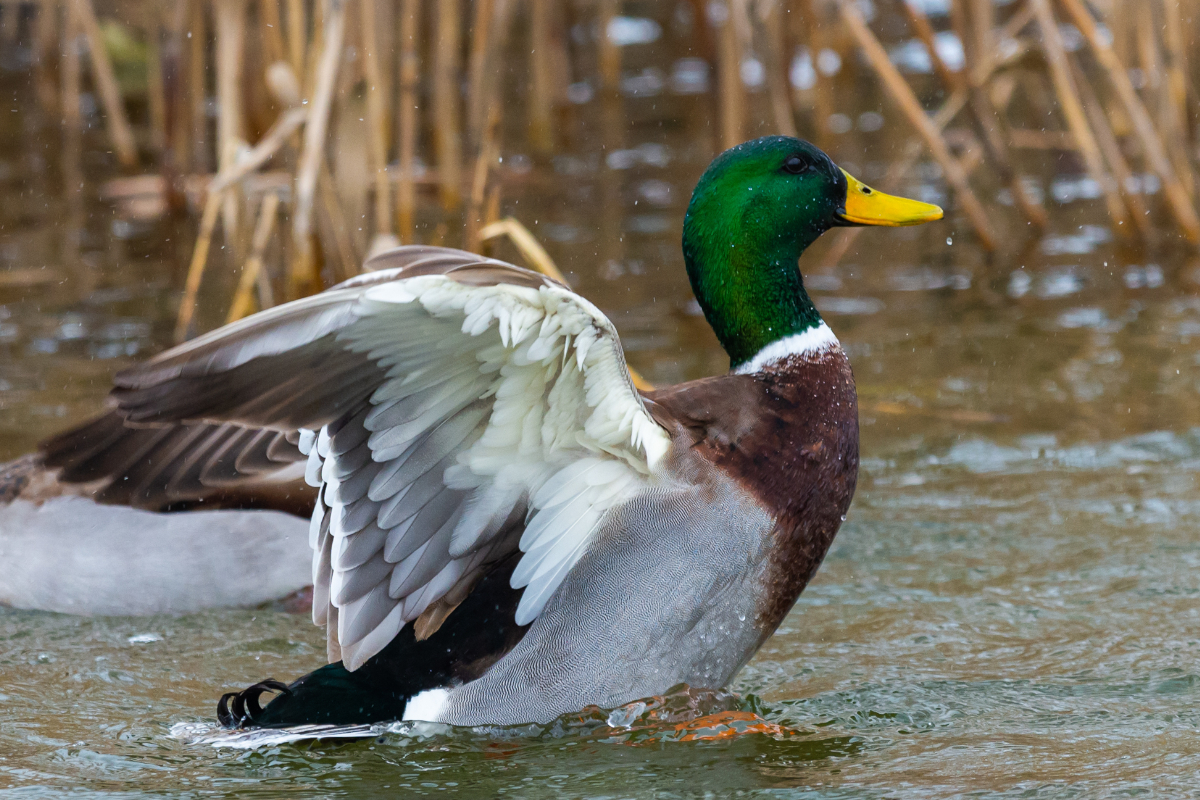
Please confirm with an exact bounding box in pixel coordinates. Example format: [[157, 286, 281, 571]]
[[15, 136, 941, 727]]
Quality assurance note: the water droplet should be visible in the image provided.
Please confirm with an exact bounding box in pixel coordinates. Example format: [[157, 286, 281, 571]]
[[946, 236, 953, 246], [738, 613, 746, 622]]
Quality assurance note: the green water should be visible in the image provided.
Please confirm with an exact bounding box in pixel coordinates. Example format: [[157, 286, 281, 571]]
[[3, 10, 1200, 797]]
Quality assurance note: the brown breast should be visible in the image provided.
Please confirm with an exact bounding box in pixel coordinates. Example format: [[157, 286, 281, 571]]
[[644, 346, 859, 638]]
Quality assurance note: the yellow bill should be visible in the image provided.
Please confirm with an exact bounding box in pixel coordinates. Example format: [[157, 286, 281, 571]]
[[837, 168, 943, 227]]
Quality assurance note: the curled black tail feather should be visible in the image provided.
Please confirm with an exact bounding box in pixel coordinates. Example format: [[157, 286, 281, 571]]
[[213, 553, 527, 728], [217, 679, 292, 728]]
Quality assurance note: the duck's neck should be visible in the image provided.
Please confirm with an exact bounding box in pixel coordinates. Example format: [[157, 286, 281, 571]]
[[683, 206, 831, 373]]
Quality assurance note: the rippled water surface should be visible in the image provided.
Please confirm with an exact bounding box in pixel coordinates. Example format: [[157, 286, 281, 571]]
[[3, 20, 1200, 799]]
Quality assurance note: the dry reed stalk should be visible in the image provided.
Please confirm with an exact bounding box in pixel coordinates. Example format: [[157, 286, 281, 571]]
[[33, 0, 59, 116], [1158, 0, 1194, 199], [546, 3, 571, 118], [260, 0, 287, 66], [714, 0, 745, 150], [338, 0, 364, 118], [1029, 0, 1130, 232], [291, 0, 345, 299], [433, 0, 463, 210], [466, 102, 501, 251], [1070, 55, 1153, 239], [1109, 0, 1131, 67], [216, 0, 246, 245], [963, 4, 1035, 90], [932, 91, 971, 135], [948, 0, 970, 64], [396, 0, 420, 241], [175, 188, 224, 341], [256, 253, 278, 310], [900, 0, 1046, 229], [479, 217, 566, 282], [597, 0, 621, 94], [1057, 0, 1200, 242], [820, 90, 968, 270], [1015, 68, 1058, 122], [209, 106, 307, 192], [1161, 0, 1188, 120], [900, 0, 962, 91], [1134, 3, 1160, 94], [226, 191, 281, 323], [997, 2, 1035, 44], [61, 4, 81, 125], [838, 1, 996, 251], [466, 0, 514, 249], [970, 89, 1047, 229], [1007, 128, 1078, 149], [60, 0, 81, 165], [800, 0, 832, 148], [260, 0, 288, 66], [956, 138, 986, 177], [61, 0, 82, 248], [989, 72, 1017, 112], [286, 0, 306, 81], [318, 159, 359, 280], [188, 0, 207, 174], [483, 184, 501, 228], [1133, 3, 1171, 179], [969, 0, 993, 76], [466, 0, 494, 145], [265, 59, 303, 106], [759, 0, 798, 137], [528, 0, 555, 153], [361, 0, 393, 236], [146, 23, 167, 154], [73, 0, 138, 167], [1132, 3, 1185, 198]]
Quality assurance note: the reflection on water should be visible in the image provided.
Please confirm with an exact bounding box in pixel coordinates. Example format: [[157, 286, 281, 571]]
[[3, 17, 1200, 800]]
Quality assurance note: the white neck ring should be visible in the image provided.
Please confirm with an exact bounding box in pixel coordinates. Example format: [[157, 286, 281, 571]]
[[734, 322, 839, 374]]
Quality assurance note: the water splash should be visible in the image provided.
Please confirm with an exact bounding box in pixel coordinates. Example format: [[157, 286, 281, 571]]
[[171, 685, 797, 750]]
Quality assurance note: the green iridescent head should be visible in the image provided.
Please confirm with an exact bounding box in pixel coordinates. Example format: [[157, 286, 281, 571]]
[[682, 136, 942, 370]]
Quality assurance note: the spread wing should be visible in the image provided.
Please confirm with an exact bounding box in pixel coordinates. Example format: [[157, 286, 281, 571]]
[[111, 246, 672, 670]]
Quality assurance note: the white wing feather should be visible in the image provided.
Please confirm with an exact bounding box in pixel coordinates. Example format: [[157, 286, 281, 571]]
[[299, 274, 671, 670]]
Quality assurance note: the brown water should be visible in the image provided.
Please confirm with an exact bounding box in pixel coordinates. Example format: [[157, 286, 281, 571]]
[[3, 11, 1200, 797]]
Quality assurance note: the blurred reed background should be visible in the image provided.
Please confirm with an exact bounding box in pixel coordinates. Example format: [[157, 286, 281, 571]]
[[3, 0, 1200, 340]]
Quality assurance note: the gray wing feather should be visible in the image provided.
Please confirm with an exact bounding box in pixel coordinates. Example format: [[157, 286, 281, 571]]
[[383, 484, 464, 562], [332, 521, 388, 571], [331, 550, 393, 605], [332, 493, 381, 536], [376, 462, 455, 530]]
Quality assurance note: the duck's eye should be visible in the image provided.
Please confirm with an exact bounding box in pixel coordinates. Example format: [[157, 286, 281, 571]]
[[783, 155, 808, 175]]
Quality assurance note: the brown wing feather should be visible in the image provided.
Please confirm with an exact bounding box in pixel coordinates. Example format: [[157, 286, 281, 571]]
[[40, 411, 312, 513]]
